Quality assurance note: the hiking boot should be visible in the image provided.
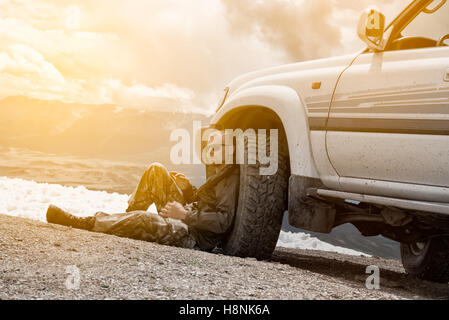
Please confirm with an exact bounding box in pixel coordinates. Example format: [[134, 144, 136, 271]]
[[46, 205, 95, 231]]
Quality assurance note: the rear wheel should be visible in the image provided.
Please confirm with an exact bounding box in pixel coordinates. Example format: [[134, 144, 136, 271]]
[[223, 132, 289, 260], [401, 236, 449, 283]]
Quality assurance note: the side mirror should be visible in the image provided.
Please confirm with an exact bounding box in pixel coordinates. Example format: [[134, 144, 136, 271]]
[[357, 8, 386, 51]]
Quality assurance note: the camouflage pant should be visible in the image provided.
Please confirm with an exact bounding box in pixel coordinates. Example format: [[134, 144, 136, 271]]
[[91, 163, 196, 249], [126, 162, 185, 212]]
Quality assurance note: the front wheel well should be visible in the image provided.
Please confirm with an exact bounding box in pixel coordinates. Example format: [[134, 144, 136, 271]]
[[214, 106, 291, 178], [217, 106, 288, 135]]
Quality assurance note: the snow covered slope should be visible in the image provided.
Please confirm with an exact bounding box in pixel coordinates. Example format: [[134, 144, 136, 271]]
[[0, 177, 368, 257]]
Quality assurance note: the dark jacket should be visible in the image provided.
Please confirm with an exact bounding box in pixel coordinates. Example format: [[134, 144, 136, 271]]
[[184, 165, 239, 251]]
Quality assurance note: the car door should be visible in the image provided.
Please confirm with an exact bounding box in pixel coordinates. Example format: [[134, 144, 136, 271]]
[[326, 3, 449, 189]]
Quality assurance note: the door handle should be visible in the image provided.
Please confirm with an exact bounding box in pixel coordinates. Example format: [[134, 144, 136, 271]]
[[445, 68, 449, 82]]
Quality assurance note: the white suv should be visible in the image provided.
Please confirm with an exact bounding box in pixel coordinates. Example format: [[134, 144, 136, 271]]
[[206, 0, 449, 282]]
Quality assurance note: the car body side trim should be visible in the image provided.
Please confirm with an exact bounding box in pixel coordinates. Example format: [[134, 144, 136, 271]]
[[309, 117, 449, 135], [309, 188, 449, 215]]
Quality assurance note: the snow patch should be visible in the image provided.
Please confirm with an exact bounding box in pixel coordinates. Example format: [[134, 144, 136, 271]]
[[0, 177, 128, 222], [0, 177, 368, 257], [277, 231, 370, 257]]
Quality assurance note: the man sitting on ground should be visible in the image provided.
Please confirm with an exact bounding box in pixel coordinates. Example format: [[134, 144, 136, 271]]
[[46, 133, 239, 251]]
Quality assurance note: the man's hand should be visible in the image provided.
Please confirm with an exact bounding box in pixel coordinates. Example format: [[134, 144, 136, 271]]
[[160, 202, 187, 221]]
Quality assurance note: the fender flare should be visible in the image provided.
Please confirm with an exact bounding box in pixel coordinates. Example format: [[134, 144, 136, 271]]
[[211, 85, 320, 179]]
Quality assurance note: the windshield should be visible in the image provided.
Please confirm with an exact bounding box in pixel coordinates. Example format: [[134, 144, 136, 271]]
[[402, 0, 449, 40]]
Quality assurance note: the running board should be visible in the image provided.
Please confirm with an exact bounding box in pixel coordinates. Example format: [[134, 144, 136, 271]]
[[307, 188, 449, 216]]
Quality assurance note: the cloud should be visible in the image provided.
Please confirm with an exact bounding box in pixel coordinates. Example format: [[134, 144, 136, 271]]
[[0, 0, 284, 111], [221, 0, 410, 60], [120, 83, 195, 102], [102, 80, 202, 113], [221, 0, 342, 61], [0, 0, 410, 112], [0, 44, 80, 102], [0, 44, 65, 83]]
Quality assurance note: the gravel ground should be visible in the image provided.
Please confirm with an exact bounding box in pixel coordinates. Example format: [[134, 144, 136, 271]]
[[1, 214, 448, 300]]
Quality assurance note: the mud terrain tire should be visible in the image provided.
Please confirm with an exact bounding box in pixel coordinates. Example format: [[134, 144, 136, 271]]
[[401, 236, 449, 283], [223, 133, 289, 260]]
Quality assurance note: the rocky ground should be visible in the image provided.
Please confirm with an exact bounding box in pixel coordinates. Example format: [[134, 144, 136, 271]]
[[0, 214, 448, 300]]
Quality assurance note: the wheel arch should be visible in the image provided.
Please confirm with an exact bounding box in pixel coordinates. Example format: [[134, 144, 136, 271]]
[[210, 85, 320, 179]]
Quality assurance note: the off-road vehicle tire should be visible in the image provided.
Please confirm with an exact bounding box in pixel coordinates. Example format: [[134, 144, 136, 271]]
[[401, 236, 449, 283], [223, 132, 289, 260]]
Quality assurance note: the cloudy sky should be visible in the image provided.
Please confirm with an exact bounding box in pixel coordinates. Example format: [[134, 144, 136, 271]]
[[0, 0, 409, 113]]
